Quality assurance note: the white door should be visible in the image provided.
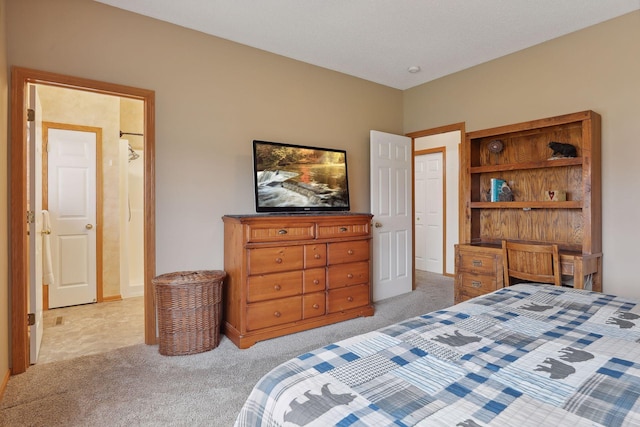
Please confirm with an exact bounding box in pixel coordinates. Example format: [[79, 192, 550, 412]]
[[415, 152, 444, 273], [370, 130, 412, 301], [28, 85, 44, 363], [47, 128, 97, 308]]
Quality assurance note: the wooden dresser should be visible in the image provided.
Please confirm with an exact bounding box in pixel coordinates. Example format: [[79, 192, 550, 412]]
[[222, 213, 374, 348], [455, 111, 602, 303]]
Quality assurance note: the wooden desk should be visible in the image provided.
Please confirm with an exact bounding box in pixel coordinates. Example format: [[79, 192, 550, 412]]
[[455, 244, 603, 303], [559, 252, 603, 292]]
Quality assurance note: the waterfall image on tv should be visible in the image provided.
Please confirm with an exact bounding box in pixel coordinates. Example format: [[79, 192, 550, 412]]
[[253, 140, 350, 212]]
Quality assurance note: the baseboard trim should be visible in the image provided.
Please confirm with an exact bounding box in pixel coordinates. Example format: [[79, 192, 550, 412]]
[[0, 368, 10, 401], [102, 294, 123, 302]]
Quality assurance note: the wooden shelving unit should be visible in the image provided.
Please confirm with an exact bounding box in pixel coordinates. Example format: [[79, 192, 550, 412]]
[[455, 111, 602, 302]]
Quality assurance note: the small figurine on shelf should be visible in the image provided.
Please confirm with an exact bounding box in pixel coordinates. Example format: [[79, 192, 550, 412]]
[[548, 141, 577, 158], [498, 182, 514, 201]]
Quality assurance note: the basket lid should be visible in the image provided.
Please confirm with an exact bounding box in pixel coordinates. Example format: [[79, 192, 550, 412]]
[[152, 270, 226, 286]]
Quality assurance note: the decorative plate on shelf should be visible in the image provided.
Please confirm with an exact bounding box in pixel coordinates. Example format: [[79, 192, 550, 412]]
[[488, 139, 504, 154]]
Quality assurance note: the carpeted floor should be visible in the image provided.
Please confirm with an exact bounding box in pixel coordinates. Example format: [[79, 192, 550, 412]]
[[0, 271, 453, 427]]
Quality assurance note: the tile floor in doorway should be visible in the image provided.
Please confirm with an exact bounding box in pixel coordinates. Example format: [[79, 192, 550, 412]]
[[36, 296, 144, 364]]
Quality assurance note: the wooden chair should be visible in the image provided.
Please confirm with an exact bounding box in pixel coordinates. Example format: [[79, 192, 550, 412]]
[[502, 240, 562, 287]]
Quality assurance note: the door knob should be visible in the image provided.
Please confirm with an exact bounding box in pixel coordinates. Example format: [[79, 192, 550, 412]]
[[86, 224, 93, 229], [374, 222, 382, 228]]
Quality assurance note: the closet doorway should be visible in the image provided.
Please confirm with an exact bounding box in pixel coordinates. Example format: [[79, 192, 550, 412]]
[[10, 67, 156, 374], [408, 123, 464, 278]]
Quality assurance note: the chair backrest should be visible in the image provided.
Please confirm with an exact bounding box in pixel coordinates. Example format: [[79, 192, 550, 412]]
[[502, 240, 562, 287]]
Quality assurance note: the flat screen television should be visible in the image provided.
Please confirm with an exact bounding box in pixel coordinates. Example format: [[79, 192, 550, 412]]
[[252, 140, 350, 213]]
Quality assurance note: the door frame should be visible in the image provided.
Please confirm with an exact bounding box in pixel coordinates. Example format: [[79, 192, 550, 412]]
[[407, 122, 465, 278], [10, 67, 156, 374]]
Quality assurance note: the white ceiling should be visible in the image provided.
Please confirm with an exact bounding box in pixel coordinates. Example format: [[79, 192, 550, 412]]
[[95, 0, 640, 90]]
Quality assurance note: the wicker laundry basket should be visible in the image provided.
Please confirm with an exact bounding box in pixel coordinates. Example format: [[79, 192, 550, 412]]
[[153, 270, 226, 356]]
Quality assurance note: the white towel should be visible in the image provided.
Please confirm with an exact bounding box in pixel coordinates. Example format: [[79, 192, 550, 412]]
[[42, 210, 55, 286]]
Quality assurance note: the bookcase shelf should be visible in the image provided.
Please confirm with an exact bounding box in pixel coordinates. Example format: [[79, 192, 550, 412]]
[[470, 157, 582, 174], [470, 201, 583, 209]]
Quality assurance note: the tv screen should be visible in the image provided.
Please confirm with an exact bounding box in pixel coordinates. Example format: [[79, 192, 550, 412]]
[[253, 140, 350, 213]]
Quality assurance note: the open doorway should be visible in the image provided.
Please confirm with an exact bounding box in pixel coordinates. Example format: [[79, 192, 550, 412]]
[[408, 123, 465, 278], [10, 67, 156, 374]]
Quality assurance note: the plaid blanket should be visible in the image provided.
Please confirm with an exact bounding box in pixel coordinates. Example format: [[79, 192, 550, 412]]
[[235, 284, 640, 426]]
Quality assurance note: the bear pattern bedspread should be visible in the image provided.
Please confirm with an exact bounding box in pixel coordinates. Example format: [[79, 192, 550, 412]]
[[235, 284, 640, 426]]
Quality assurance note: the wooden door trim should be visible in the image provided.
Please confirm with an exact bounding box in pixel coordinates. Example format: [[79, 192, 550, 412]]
[[42, 122, 104, 304], [10, 67, 156, 375]]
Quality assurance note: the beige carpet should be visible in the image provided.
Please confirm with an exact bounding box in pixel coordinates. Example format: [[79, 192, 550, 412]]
[[0, 271, 453, 427]]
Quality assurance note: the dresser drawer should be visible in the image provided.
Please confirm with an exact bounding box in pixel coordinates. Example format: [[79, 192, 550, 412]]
[[303, 293, 326, 319], [327, 240, 369, 265], [246, 296, 302, 331], [246, 223, 315, 243], [303, 268, 326, 293], [458, 252, 497, 275], [459, 272, 498, 294], [304, 244, 327, 268], [248, 246, 304, 274], [327, 284, 369, 313], [247, 271, 302, 303], [327, 261, 369, 289], [317, 221, 370, 239]]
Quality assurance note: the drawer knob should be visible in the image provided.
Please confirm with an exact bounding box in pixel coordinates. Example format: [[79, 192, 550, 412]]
[[314, 254, 321, 259], [347, 273, 354, 279], [278, 229, 288, 235], [347, 249, 354, 255], [471, 281, 482, 288], [275, 257, 283, 264], [347, 296, 354, 302], [274, 311, 281, 318], [312, 304, 319, 309], [274, 285, 281, 291], [339, 227, 348, 232], [313, 279, 320, 285], [472, 260, 482, 267]]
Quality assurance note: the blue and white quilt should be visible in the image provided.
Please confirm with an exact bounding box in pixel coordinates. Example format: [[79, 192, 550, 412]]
[[235, 284, 640, 426]]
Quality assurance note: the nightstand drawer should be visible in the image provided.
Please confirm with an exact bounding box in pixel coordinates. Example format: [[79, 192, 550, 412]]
[[248, 246, 304, 274], [247, 271, 302, 303], [246, 296, 302, 331]]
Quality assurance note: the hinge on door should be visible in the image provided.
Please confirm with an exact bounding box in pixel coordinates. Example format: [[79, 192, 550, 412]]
[[27, 313, 35, 326], [27, 108, 35, 122], [26, 210, 35, 224]]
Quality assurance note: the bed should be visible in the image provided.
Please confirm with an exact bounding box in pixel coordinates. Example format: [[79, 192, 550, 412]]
[[234, 284, 640, 426]]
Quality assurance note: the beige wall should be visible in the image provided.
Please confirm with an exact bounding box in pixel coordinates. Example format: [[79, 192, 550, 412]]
[[404, 11, 640, 299], [1, 0, 10, 384], [5, 0, 402, 277]]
